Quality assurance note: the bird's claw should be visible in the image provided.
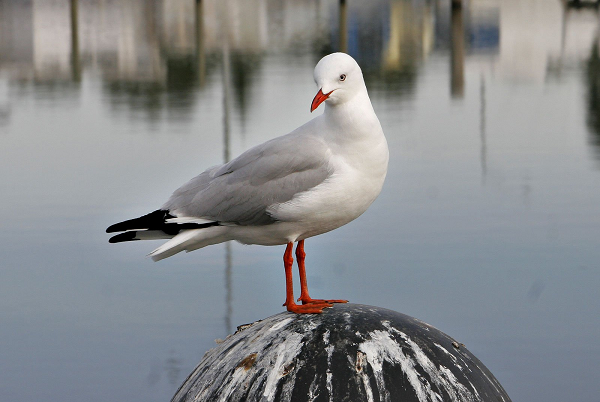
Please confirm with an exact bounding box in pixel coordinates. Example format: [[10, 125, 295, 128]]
[[285, 301, 333, 314], [297, 296, 348, 305]]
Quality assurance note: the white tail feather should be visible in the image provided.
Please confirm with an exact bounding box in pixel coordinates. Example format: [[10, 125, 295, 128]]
[[135, 230, 173, 240], [165, 216, 215, 225], [148, 227, 229, 261]]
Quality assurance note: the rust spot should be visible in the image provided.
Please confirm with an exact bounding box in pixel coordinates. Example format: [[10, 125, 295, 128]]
[[452, 341, 465, 349], [282, 362, 295, 376], [235, 322, 256, 334], [237, 353, 257, 370], [356, 351, 366, 372]]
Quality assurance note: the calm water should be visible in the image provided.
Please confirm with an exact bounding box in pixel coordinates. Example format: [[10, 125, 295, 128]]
[[1, 0, 599, 401]]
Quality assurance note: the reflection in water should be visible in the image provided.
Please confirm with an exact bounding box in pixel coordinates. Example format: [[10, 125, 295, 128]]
[[196, 0, 206, 86], [165, 349, 183, 387], [0, 1, 80, 99], [222, 45, 234, 336], [146, 350, 183, 388], [452, 0, 463, 9], [555, 1, 600, 76], [104, 58, 199, 124], [70, 0, 81, 82], [224, 242, 233, 334], [219, 0, 234, 335], [585, 39, 600, 160], [450, 4, 465, 98], [0, 0, 452, 118], [383, 0, 434, 72], [480, 75, 487, 182], [101, 1, 207, 123], [561, 0, 600, 162], [376, 0, 435, 98], [230, 52, 263, 129], [565, 0, 600, 10], [339, 0, 348, 53]]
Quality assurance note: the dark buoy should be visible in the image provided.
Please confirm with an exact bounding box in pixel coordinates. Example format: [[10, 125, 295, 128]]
[[172, 304, 511, 402]]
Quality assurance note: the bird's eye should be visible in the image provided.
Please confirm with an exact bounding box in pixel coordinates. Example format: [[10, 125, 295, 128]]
[[339, 74, 346, 81]]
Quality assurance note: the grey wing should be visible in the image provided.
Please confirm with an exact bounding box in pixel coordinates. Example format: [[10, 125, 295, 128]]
[[162, 134, 333, 225]]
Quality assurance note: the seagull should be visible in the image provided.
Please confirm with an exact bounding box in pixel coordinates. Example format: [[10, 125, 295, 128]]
[[106, 52, 389, 314]]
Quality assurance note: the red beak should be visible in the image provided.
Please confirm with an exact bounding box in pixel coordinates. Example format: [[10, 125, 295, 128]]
[[311, 89, 333, 112]]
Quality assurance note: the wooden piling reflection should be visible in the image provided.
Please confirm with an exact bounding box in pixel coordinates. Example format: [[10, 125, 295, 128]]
[[70, 0, 81, 82], [450, 4, 464, 98], [196, 0, 206, 86], [339, 0, 348, 53]]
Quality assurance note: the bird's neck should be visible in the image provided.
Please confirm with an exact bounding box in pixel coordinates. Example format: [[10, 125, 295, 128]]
[[323, 90, 380, 139]]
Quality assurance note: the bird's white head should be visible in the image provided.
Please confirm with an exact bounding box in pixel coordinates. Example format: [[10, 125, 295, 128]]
[[311, 52, 366, 112]]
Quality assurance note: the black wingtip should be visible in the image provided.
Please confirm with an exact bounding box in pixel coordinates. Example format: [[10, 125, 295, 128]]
[[108, 232, 139, 243], [107, 209, 221, 242], [106, 223, 120, 233], [106, 209, 170, 233]]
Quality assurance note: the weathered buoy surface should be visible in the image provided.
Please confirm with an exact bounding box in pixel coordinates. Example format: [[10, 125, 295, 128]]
[[172, 304, 511, 402]]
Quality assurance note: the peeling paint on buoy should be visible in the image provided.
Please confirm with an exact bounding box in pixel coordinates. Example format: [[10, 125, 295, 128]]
[[171, 304, 511, 402]]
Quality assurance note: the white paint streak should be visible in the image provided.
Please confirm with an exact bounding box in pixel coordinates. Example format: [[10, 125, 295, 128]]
[[269, 317, 294, 332], [303, 320, 319, 332], [326, 347, 334, 401], [434, 343, 462, 370], [438, 366, 478, 402], [359, 330, 428, 402], [262, 332, 304, 401], [307, 372, 321, 402], [217, 367, 249, 402], [352, 351, 374, 402], [178, 314, 308, 402], [467, 379, 481, 401], [280, 357, 305, 401], [323, 329, 334, 401], [473, 361, 507, 402], [359, 323, 482, 402], [394, 327, 477, 401]]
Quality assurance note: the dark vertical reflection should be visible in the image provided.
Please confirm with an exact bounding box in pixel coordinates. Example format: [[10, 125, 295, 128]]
[[585, 38, 600, 162], [480, 74, 487, 183], [450, 4, 465, 98], [165, 350, 182, 387], [195, 0, 206, 87], [339, 0, 348, 53], [230, 53, 262, 134], [70, 0, 81, 82], [223, 242, 233, 334], [221, 31, 231, 164], [558, 0, 568, 75], [220, 0, 233, 335]]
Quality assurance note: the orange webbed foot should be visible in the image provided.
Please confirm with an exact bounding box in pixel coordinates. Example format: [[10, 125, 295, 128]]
[[298, 296, 348, 305], [284, 301, 333, 314]]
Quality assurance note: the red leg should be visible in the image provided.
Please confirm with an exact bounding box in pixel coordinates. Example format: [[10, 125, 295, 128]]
[[295, 240, 348, 305], [296, 240, 311, 302], [283, 242, 331, 314]]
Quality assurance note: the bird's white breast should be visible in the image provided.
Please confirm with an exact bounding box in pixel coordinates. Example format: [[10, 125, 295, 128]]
[[266, 119, 389, 242]]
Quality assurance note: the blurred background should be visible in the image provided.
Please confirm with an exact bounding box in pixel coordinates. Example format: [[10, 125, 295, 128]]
[[1, 0, 599, 400]]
